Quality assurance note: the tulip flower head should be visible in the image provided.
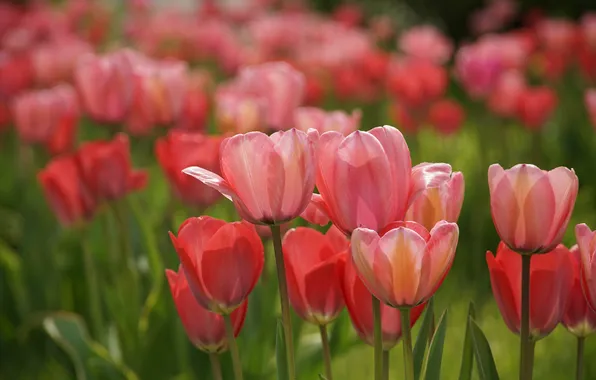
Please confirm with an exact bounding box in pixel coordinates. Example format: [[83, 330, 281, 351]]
[[488, 164, 578, 254], [294, 107, 361, 135], [575, 223, 596, 313], [399, 25, 453, 65], [562, 245, 596, 337]]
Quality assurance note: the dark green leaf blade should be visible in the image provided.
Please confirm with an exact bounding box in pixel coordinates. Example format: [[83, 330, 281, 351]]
[[469, 318, 500, 380], [458, 302, 476, 380], [414, 298, 435, 380], [423, 310, 448, 380]]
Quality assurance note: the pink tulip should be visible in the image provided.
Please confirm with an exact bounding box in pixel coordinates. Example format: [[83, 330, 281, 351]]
[[488, 164, 578, 254], [215, 84, 267, 133], [585, 89, 596, 129], [300, 195, 331, 226], [406, 163, 465, 231], [309, 126, 411, 234], [575, 224, 596, 312], [293, 107, 361, 135], [399, 25, 453, 65], [183, 129, 316, 225], [455, 42, 504, 98], [31, 36, 92, 86], [535, 18, 578, 54], [488, 70, 526, 118], [351, 220, 459, 307], [562, 245, 596, 337]]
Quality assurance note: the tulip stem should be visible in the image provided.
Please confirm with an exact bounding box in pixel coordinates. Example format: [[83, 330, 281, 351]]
[[223, 314, 243, 380], [382, 350, 389, 380], [576, 337, 585, 380], [209, 353, 223, 380], [81, 230, 104, 341], [319, 324, 333, 380], [519, 254, 534, 380], [372, 296, 383, 380], [270, 225, 296, 380], [400, 308, 415, 380]]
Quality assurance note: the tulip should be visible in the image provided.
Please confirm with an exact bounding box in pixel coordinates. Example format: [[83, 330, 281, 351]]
[[488, 164, 578, 254], [169, 216, 264, 314], [427, 99, 465, 135], [282, 226, 348, 325], [488, 70, 526, 118], [535, 18, 578, 54], [38, 154, 96, 227], [183, 129, 316, 225], [31, 37, 92, 86], [515, 86, 557, 130], [387, 59, 448, 108], [562, 245, 596, 337], [12, 84, 79, 155], [294, 107, 361, 135], [406, 163, 465, 231], [339, 254, 425, 350], [575, 223, 596, 313], [398, 25, 453, 65], [585, 89, 596, 129], [389, 101, 422, 134], [177, 73, 210, 131], [454, 41, 504, 98], [352, 220, 458, 307], [155, 131, 222, 209], [486, 242, 573, 338], [0, 52, 34, 99], [166, 266, 248, 353], [76, 134, 148, 202], [214, 84, 267, 133], [311, 125, 411, 234], [300, 194, 331, 226]]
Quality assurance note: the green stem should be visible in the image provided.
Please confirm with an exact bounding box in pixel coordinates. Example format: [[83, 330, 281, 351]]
[[319, 324, 333, 380], [382, 350, 389, 380], [372, 296, 383, 380], [224, 314, 243, 380], [520, 254, 533, 380], [400, 308, 414, 380], [112, 201, 139, 298], [270, 225, 296, 380], [576, 337, 585, 380], [209, 353, 223, 380], [81, 230, 104, 340]]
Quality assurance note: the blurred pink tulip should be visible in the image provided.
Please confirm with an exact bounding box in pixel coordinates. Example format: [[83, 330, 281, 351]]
[[399, 25, 453, 65], [351, 221, 459, 307], [31, 36, 92, 86], [536, 18, 578, 54], [183, 129, 316, 225], [455, 42, 504, 98], [215, 84, 268, 133], [488, 70, 526, 118], [294, 107, 361, 135], [575, 224, 596, 313], [585, 89, 596, 128], [470, 0, 518, 35], [488, 164, 578, 254], [562, 245, 596, 337]]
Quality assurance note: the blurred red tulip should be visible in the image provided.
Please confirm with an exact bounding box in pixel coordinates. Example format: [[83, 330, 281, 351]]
[[156, 131, 222, 209], [578, 46, 596, 82], [76, 134, 147, 202], [535, 18, 579, 54], [488, 164, 578, 254], [166, 266, 248, 353], [389, 101, 422, 134], [387, 59, 447, 108], [486, 242, 573, 338], [282, 226, 348, 325], [455, 42, 504, 98], [184, 129, 316, 225], [575, 224, 596, 313], [516, 86, 557, 130], [585, 89, 596, 128], [399, 25, 453, 65], [169, 216, 264, 314], [361, 50, 390, 84], [65, 0, 110, 46], [31, 36, 92, 86], [0, 102, 10, 131], [352, 221, 458, 307], [12, 84, 79, 155], [303, 74, 325, 106], [177, 73, 210, 132], [427, 99, 465, 135], [0, 52, 34, 98], [339, 253, 425, 350], [332, 4, 363, 28], [562, 245, 596, 337], [488, 70, 526, 118], [294, 107, 360, 135], [38, 154, 96, 227]]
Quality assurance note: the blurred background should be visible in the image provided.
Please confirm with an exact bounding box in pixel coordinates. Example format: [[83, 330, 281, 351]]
[[1, 0, 596, 379]]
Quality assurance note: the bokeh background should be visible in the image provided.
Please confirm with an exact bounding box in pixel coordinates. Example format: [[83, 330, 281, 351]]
[[1, 0, 596, 379]]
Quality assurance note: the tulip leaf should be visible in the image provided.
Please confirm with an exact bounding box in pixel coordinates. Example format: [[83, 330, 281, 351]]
[[423, 310, 448, 380], [276, 318, 289, 380], [469, 318, 500, 380], [413, 298, 434, 380], [318, 375, 328, 380], [458, 302, 476, 380]]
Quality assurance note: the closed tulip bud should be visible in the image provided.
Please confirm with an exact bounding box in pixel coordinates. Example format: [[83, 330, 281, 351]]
[[575, 223, 596, 313], [487, 242, 573, 338], [516, 86, 558, 130], [352, 220, 459, 308], [166, 266, 248, 353], [282, 226, 348, 325], [294, 107, 361, 135], [310, 126, 411, 234], [76, 134, 148, 202], [406, 163, 465, 231], [169, 217, 264, 314], [155, 131, 222, 209], [562, 245, 596, 337], [183, 129, 316, 225], [488, 164, 578, 254], [339, 254, 425, 350], [427, 99, 465, 135], [38, 154, 96, 227]]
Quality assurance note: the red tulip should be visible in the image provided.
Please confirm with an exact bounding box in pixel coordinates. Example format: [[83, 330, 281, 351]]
[[177, 73, 210, 132], [406, 163, 465, 231], [310, 126, 411, 234], [294, 107, 361, 135], [339, 255, 425, 350], [155, 131, 222, 209], [585, 89, 596, 129], [562, 245, 596, 337], [166, 266, 248, 353], [169, 216, 264, 314], [12, 84, 79, 155], [76, 134, 148, 202], [488, 70, 526, 118], [486, 242, 573, 338], [399, 25, 453, 65], [387, 59, 448, 108], [332, 4, 363, 28], [488, 164, 578, 254], [31, 37, 92, 86], [389, 101, 422, 134], [352, 221, 459, 307], [535, 18, 579, 54], [183, 129, 316, 225], [575, 224, 596, 313], [282, 226, 348, 325], [515, 86, 557, 130], [38, 154, 96, 227], [0, 52, 34, 98], [428, 99, 465, 135]]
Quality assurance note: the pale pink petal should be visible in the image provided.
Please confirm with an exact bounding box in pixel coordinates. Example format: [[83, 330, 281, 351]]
[[300, 194, 331, 226], [182, 166, 237, 201], [544, 167, 578, 249]]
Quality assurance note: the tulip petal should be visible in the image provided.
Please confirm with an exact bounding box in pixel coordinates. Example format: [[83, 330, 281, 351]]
[[486, 252, 520, 333], [300, 194, 331, 226], [529, 270, 559, 337], [304, 260, 344, 323], [183, 166, 237, 201], [316, 131, 349, 229], [544, 167, 578, 248]]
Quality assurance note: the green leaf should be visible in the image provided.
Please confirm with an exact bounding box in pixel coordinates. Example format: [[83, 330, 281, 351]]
[[0, 239, 29, 317], [469, 318, 500, 380], [458, 302, 476, 380], [414, 298, 434, 380], [318, 375, 329, 380], [276, 318, 289, 380], [423, 310, 448, 380]]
